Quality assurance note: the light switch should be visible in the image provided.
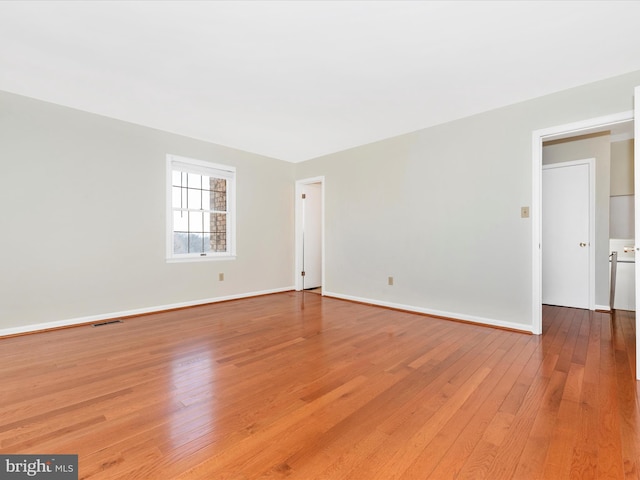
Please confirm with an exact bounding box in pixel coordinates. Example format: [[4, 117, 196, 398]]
[[521, 206, 530, 218]]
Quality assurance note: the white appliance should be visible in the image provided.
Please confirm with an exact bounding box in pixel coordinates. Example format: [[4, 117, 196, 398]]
[[609, 238, 635, 311]]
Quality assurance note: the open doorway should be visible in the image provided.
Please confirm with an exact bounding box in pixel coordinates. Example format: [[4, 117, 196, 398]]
[[532, 112, 634, 335], [295, 177, 325, 293]]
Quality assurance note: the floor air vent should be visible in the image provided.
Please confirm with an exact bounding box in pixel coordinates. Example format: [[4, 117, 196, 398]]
[[92, 320, 123, 327]]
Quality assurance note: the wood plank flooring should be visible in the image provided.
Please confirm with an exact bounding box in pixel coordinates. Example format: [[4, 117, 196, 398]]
[[0, 292, 638, 479]]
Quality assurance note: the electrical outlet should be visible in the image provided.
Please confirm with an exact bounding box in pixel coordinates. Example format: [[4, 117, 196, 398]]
[[388, 276, 394, 286], [219, 273, 224, 281], [521, 206, 530, 218]]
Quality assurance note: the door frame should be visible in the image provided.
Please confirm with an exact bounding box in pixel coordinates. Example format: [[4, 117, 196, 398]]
[[532, 110, 633, 335], [542, 158, 596, 310], [634, 86, 640, 380], [295, 176, 325, 292]]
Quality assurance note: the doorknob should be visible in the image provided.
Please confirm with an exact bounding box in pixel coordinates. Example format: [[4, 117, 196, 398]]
[[579, 242, 587, 247]]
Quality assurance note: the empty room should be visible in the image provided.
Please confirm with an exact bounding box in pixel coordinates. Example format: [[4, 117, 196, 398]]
[[1, 1, 640, 479]]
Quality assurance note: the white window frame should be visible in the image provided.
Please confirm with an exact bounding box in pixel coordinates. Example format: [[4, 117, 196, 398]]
[[166, 154, 236, 262]]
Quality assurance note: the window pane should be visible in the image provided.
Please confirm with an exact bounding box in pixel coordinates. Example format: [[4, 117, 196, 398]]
[[173, 232, 188, 254], [202, 233, 212, 253], [210, 177, 225, 190], [210, 178, 227, 211], [211, 190, 227, 212], [188, 233, 204, 253], [210, 213, 227, 252], [211, 232, 227, 252], [172, 171, 184, 187], [202, 212, 211, 233], [187, 172, 201, 189], [172, 186, 183, 208], [189, 211, 204, 233], [187, 187, 201, 210], [173, 211, 188, 232], [211, 213, 226, 234], [202, 188, 211, 211]]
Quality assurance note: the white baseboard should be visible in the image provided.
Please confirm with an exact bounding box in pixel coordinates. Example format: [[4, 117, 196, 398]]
[[322, 291, 534, 333], [595, 304, 611, 311], [0, 286, 295, 337]]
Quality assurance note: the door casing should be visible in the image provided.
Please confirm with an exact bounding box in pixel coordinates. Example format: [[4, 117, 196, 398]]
[[634, 86, 640, 379]]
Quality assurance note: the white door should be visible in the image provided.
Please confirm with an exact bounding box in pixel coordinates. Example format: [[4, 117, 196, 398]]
[[301, 183, 322, 289], [542, 160, 592, 309]]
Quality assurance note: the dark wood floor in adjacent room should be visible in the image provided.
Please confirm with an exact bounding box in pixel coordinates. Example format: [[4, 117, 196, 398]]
[[1, 292, 638, 479]]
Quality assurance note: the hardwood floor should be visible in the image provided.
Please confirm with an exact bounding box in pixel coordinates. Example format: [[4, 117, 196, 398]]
[[1, 292, 638, 479]]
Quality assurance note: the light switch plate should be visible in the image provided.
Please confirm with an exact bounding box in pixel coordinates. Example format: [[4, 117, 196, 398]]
[[521, 206, 530, 218]]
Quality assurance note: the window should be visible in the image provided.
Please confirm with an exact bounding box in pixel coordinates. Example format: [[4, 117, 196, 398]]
[[167, 154, 236, 261]]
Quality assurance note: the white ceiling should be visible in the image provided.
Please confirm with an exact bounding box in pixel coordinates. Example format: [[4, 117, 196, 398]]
[[1, 1, 640, 163]]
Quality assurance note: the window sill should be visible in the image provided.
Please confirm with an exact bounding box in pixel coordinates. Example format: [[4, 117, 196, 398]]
[[167, 255, 237, 263]]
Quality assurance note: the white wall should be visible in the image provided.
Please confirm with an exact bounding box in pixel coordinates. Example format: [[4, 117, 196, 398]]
[[0, 91, 295, 333], [295, 69, 640, 331], [610, 139, 635, 238], [611, 139, 634, 196]]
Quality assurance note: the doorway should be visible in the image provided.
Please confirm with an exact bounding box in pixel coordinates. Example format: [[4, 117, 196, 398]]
[[295, 177, 325, 292], [532, 111, 634, 333]]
